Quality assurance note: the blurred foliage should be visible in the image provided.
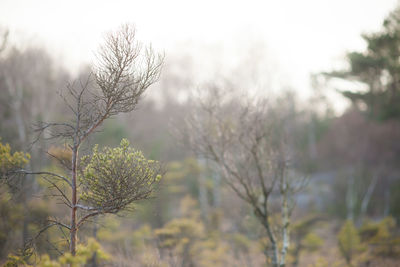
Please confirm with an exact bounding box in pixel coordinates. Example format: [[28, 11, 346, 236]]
[[3, 238, 109, 267], [301, 233, 324, 251], [338, 220, 364, 265], [153, 197, 236, 267], [0, 138, 30, 179], [390, 180, 400, 222], [155, 217, 204, 251], [307, 257, 329, 267], [0, 192, 23, 257], [360, 216, 400, 257], [289, 215, 325, 267]]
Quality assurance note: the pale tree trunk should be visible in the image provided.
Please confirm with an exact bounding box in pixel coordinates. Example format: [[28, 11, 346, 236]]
[[14, 102, 26, 146], [14, 99, 31, 245], [268, 233, 280, 267], [70, 145, 78, 255], [5, 76, 27, 146], [212, 171, 221, 230], [258, 214, 279, 267], [346, 173, 356, 221], [7, 77, 33, 247], [280, 189, 290, 267], [359, 174, 378, 224]]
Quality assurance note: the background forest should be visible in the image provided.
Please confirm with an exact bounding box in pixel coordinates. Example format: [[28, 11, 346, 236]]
[[1, 2, 400, 267]]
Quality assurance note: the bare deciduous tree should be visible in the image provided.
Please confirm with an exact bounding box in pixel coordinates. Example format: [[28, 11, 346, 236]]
[[12, 24, 164, 256], [180, 86, 305, 267]]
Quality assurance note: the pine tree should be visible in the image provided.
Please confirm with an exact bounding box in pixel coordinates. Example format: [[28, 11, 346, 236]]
[[324, 6, 400, 120]]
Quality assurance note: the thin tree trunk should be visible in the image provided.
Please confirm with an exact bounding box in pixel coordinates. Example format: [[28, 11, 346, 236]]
[[359, 174, 378, 223], [11, 83, 32, 247], [280, 190, 290, 267], [259, 215, 279, 267], [346, 174, 356, 221], [70, 146, 78, 255], [269, 242, 279, 267], [212, 170, 221, 230]]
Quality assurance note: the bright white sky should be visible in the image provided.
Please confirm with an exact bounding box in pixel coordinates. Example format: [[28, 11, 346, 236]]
[[0, 0, 398, 106]]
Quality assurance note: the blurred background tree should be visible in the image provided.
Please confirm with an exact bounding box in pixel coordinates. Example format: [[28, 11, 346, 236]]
[[323, 6, 400, 121]]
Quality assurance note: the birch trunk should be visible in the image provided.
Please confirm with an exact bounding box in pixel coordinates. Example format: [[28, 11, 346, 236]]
[[280, 190, 290, 267], [359, 174, 378, 224], [259, 215, 279, 267]]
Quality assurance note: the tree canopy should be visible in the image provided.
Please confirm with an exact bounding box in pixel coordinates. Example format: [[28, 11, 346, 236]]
[[324, 6, 400, 120]]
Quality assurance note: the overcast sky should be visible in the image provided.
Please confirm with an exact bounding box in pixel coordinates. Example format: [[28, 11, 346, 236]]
[[0, 0, 398, 105]]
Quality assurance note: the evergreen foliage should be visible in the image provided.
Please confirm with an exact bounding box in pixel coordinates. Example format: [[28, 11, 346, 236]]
[[0, 138, 30, 179], [80, 138, 162, 214], [324, 7, 400, 120]]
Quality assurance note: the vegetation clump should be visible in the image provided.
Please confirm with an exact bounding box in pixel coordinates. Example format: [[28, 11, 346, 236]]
[[80, 138, 162, 214]]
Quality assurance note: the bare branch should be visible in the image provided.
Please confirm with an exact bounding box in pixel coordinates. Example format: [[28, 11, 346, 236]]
[[41, 175, 72, 208], [180, 84, 305, 267], [12, 169, 72, 187], [47, 219, 71, 230], [77, 211, 102, 229]]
